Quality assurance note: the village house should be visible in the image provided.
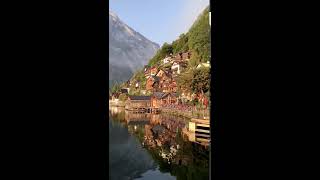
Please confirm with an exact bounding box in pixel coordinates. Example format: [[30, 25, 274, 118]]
[[162, 57, 170, 64], [125, 96, 151, 110], [150, 66, 158, 76], [196, 61, 210, 69], [144, 65, 151, 78], [151, 92, 166, 108], [163, 92, 179, 105], [155, 69, 166, 78], [156, 69, 172, 83], [146, 75, 160, 91], [151, 92, 179, 107], [120, 88, 129, 94], [162, 55, 174, 64], [171, 60, 187, 75]]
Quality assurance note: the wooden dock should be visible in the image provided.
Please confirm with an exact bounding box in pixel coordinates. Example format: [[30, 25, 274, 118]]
[[185, 118, 210, 146], [125, 107, 161, 114]]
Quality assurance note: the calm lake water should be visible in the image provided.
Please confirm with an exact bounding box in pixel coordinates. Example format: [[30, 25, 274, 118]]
[[109, 106, 209, 180]]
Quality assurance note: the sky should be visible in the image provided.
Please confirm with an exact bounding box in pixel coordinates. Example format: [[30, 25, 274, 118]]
[[109, 0, 209, 46]]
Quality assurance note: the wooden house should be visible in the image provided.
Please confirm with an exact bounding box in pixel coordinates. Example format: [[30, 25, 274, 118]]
[[156, 69, 166, 78], [150, 66, 158, 76], [146, 75, 160, 91], [171, 61, 187, 75], [151, 92, 179, 107], [156, 69, 171, 86], [162, 92, 179, 105], [151, 92, 166, 108], [125, 96, 151, 111], [120, 88, 129, 94]]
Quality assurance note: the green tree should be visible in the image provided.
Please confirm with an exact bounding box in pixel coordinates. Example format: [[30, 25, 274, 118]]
[[177, 69, 194, 93], [148, 43, 173, 66], [118, 93, 128, 101], [188, 51, 201, 68], [191, 68, 210, 94], [188, 6, 210, 63]]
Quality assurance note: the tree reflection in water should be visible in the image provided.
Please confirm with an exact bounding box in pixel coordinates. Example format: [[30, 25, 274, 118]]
[[109, 106, 209, 180]]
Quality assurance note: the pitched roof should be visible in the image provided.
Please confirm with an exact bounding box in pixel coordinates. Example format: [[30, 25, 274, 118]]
[[153, 92, 166, 99], [151, 75, 160, 82], [128, 96, 151, 101], [120, 89, 128, 93], [161, 92, 178, 98]]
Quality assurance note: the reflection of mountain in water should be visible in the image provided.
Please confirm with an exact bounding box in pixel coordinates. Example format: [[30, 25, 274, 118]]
[[109, 116, 157, 180]]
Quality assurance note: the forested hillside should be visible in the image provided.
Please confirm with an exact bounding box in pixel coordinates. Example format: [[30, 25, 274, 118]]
[[111, 6, 210, 99]]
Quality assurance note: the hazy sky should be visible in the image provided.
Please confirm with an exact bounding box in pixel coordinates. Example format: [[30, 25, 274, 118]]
[[109, 0, 209, 46]]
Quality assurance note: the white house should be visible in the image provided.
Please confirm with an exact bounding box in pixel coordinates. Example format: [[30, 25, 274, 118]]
[[196, 61, 211, 69], [162, 57, 171, 64], [171, 62, 180, 74]]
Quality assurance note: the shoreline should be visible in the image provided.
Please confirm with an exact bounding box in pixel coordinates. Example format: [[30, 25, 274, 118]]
[[109, 101, 209, 120]]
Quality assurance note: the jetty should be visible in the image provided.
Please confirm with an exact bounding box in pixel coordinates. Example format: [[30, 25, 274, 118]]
[[183, 118, 210, 146]]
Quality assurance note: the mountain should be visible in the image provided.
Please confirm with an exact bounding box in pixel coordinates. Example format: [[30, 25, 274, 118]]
[[109, 10, 160, 83]]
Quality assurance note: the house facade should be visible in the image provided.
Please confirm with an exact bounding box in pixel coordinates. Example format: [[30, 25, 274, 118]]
[[146, 76, 160, 91], [150, 67, 158, 76], [171, 61, 187, 75], [125, 96, 151, 110], [151, 92, 179, 107]]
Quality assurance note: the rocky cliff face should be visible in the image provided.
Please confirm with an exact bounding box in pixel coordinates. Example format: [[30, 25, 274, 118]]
[[109, 10, 159, 82]]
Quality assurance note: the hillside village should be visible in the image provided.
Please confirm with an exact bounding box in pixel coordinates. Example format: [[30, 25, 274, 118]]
[[110, 7, 210, 115], [110, 51, 210, 112]]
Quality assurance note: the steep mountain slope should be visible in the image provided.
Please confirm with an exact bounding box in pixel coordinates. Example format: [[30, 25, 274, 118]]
[[109, 10, 160, 82]]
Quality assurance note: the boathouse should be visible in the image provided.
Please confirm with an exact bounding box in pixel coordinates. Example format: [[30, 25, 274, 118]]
[[125, 96, 151, 111], [151, 92, 179, 107]]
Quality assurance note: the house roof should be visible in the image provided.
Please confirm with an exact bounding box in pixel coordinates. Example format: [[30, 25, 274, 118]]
[[128, 96, 151, 101], [161, 92, 179, 98], [153, 92, 166, 99], [120, 89, 128, 93], [150, 75, 160, 82]]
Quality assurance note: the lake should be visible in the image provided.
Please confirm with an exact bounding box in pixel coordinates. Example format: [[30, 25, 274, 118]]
[[109, 106, 210, 180]]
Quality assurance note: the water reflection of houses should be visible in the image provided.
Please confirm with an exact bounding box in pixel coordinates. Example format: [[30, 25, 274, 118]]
[[109, 106, 125, 116], [111, 109, 209, 167], [125, 110, 151, 124]]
